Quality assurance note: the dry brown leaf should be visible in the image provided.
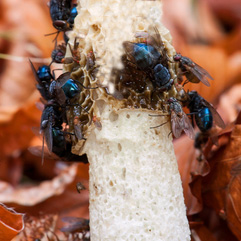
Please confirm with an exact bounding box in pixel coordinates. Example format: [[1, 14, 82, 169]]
[[189, 118, 241, 239], [0, 204, 24, 241], [191, 223, 217, 241], [0, 102, 41, 157], [0, 0, 55, 120], [0, 164, 78, 206], [174, 135, 203, 215]]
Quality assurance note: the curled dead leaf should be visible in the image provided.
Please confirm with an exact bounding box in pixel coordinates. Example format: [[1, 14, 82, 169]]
[[0, 164, 78, 206], [0, 204, 24, 241]]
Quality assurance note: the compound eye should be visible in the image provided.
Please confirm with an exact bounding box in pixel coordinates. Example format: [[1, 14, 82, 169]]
[[53, 20, 67, 30]]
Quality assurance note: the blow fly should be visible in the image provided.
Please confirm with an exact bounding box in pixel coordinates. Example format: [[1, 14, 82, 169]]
[[168, 97, 195, 139], [187, 91, 225, 132], [29, 60, 53, 101], [123, 26, 173, 91], [173, 54, 213, 87]]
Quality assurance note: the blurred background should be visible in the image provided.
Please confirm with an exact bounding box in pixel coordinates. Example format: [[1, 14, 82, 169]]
[[0, 0, 240, 240]]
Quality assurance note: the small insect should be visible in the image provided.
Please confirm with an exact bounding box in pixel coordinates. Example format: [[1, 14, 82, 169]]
[[51, 42, 67, 64], [86, 51, 95, 70], [173, 54, 213, 87], [150, 98, 195, 139], [73, 116, 86, 140], [187, 91, 225, 132], [29, 60, 53, 100], [76, 182, 86, 193], [92, 115, 102, 130], [61, 37, 81, 64], [168, 97, 195, 139]]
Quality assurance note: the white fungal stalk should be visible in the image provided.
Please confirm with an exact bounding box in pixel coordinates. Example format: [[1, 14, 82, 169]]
[[70, 0, 191, 240], [84, 106, 190, 240]]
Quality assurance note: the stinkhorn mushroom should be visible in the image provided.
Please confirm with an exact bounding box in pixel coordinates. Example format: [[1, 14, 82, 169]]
[[65, 0, 191, 240]]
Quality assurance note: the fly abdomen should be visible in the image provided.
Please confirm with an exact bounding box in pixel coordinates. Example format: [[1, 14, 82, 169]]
[[52, 127, 66, 157], [153, 64, 170, 87], [195, 107, 213, 132], [61, 79, 80, 99]]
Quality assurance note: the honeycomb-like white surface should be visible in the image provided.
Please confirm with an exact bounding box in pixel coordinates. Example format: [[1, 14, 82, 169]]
[[84, 104, 190, 241], [70, 0, 176, 92]]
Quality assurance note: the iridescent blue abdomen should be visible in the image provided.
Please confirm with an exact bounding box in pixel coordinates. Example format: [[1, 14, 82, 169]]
[[195, 107, 213, 132], [61, 79, 79, 99]]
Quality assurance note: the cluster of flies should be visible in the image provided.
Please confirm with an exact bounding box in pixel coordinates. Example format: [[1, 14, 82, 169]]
[[29, 0, 93, 164], [29, 0, 91, 238], [122, 26, 225, 148]]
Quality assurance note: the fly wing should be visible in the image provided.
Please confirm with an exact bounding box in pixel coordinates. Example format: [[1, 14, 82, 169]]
[[122, 41, 138, 65], [201, 99, 226, 129], [29, 59, 41, 85], [146, 26, 162, 50], [182, 113, 195, 139], [146, 25, 169, 62], [56, 88, 67, 105], [193, 62, 213, 80], [186, 62, 212, 87], [42, 120, 53, 153], [49, 80, 66, 105], [56, 72, 71, 87], [74, 124, 84, 140], [171, 112, 183, 138], [28, 145, 60, 159]]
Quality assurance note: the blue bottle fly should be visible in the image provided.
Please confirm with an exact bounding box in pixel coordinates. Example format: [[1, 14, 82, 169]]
[[187, 91, 225, 133], [29, 60, 53, 101], [123, 42, 161, 70]]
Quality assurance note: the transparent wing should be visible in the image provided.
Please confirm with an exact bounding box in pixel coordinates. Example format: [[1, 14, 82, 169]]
[[74, 124, 84, 140], [182, 58, 212, 87], [201, 99, 225, 129], [56, 72, 71, 87], [122, 41, 138, 65], [171, 112, 183, 138], [182, 113, 195, 139], [43, 120, 53, 153], [29, 59, 41, 85]]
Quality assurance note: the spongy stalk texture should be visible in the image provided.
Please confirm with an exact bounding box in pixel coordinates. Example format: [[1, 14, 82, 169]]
[[84, 106, 191, 241]]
